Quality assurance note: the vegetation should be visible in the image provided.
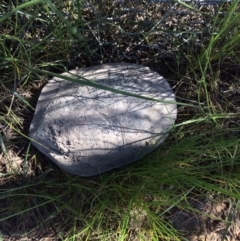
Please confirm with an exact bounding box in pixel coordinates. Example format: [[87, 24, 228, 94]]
[[0, 0, 240, 240]]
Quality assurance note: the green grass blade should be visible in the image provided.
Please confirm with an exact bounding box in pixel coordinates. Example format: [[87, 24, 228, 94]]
[[0, 0, 47, 23], [31, 68, 198, 108]]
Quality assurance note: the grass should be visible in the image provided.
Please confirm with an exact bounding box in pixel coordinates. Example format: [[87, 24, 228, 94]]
[[0, 0, 240, 240]]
